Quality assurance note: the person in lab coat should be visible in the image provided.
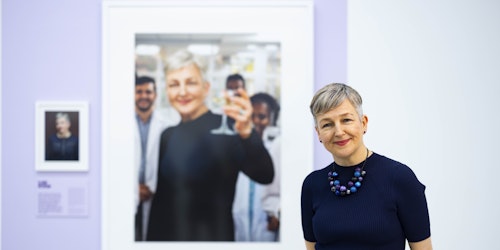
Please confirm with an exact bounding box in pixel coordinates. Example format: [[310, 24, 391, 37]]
[[233, 92, 281, 241], [134, 76, 173, 240]]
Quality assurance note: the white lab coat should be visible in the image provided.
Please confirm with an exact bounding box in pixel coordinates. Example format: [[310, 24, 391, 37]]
[[261, 135, 281, 223], [232, 127, 280, 241], [134, 110, 177, 240]]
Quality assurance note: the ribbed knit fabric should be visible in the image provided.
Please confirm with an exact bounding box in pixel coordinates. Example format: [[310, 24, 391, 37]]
[[301, 153, 430, 250]]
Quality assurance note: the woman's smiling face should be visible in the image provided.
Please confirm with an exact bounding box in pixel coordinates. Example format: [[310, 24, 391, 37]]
[[315, 99, 368, 166], [166, 64, 209, 121]]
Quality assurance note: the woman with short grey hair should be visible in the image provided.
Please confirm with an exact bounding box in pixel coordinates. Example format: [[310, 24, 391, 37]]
[[301, 83, 432, 250], [148, 49, 274, 241], [46, 112, 79, 161]]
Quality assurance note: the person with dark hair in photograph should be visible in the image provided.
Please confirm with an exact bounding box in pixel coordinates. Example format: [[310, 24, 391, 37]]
[[226, 73, 246, 91], [147, 49, 274, 241], [223, 73, 246, 131], [46, 112, 79, 161], [134, 75, 172, 241], [233, 91, 281, 241], [250, 93, 280, 141], [252, 92, 281, 240], [301, 83, 432, 250]]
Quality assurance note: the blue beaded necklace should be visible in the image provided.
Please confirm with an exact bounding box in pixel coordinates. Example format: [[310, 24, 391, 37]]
[[328, 148, 368, 196]]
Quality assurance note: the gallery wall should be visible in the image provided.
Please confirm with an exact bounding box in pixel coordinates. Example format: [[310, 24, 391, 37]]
[[7, 0, 499, 249], [2, 0, 102, 249], [348, 0, 500, 249], [2, 0, 345, 249]]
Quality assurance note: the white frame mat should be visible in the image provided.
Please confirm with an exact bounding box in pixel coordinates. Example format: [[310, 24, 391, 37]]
[[0, 0, 3, 243], [35, 102, 89, 172], [102, 1, 314, 249]]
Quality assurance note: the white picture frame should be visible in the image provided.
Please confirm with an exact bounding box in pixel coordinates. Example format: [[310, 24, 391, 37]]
[[102, 1, 313, 250], [0, 0, 3, 243], [35, 101, 89, 172]]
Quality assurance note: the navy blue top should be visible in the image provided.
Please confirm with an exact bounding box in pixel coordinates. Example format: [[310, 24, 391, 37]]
[[45, 134, 79, 161], [301, 153, 430, 250], [148, 111, 274, 241]]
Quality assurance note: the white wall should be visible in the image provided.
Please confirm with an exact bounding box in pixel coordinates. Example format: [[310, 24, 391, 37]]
[[348, 1, 500, 249]]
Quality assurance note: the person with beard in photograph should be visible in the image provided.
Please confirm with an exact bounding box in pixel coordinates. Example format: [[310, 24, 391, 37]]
[[134, 76, 171, 240]]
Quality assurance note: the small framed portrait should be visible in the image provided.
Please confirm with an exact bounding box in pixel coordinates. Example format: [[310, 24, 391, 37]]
[[35, 102, 89, 172]]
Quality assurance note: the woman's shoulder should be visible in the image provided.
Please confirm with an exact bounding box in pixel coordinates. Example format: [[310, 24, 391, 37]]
[[160, 126, 176, 140], [303, 164, 332, 185], [370, 152, 422, 183], [302, 165, 333, 197], [160, 111, 220, 136], [186, 111, 221, 127], [203, 111, 222, 124], [370, 152, 408, 170]]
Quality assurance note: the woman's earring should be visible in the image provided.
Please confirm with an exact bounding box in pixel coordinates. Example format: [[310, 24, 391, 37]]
[[363, 131, 366, 134], [319, 140, 323, 143]]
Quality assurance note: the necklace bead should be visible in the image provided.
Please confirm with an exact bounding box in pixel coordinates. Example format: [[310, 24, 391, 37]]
[[328, 149, 369, 196]]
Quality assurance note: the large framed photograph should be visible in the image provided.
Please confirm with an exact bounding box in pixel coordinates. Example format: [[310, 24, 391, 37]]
[[35, 102, 89, 172], [102, 1, 313, 250]]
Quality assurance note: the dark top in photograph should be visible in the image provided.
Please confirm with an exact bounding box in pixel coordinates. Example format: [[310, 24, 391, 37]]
[[147, 111, 274, 241], [45, 134, 79, 161]]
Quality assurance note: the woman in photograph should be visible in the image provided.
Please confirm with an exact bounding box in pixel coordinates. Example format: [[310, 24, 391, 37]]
[[147, 50, 274, 241], [45, 112, 79, 161], [301, 83, 432, 249]]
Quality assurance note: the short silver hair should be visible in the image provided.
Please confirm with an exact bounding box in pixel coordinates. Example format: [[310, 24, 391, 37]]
[[164, 49, 208, 81], [310, 83, 363, 123], [55, 112, 71, 123]]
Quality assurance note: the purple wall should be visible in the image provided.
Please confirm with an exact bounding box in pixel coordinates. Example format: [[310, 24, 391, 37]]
[[313, 0, 347, 168], [1, 0, 345, 249]]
